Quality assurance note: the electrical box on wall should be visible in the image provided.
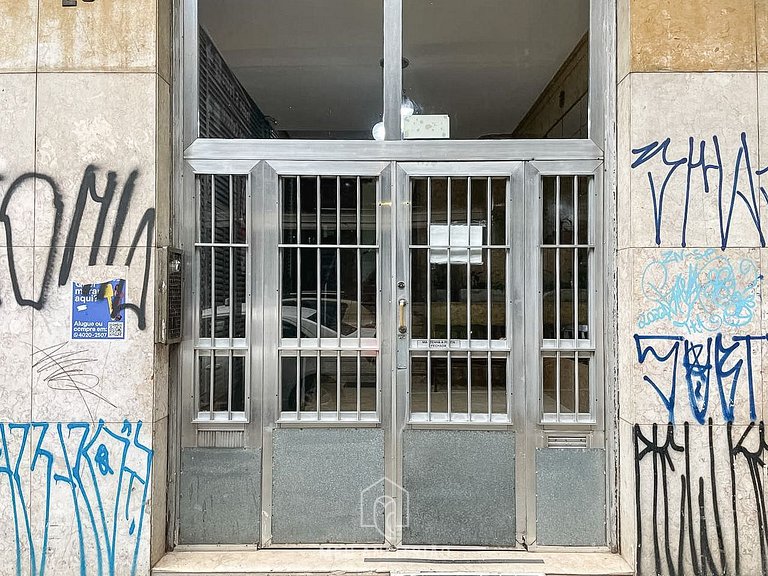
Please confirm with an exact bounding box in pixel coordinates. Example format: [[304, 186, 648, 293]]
[[156, 247, 184, 344]]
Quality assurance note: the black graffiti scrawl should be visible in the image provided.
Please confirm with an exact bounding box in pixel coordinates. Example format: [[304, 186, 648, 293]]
[[0, 165, 155, 329]]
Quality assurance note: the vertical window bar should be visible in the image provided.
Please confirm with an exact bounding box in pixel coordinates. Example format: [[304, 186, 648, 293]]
[[556, 352, 561, 420], [427, 350, 432, 420], [447, 352, 452, 420], [336, 177, 341, 349], [575, 350, 580, 418], [486, 175, 491, 338], [573, 177, 580, 418], [487, 350, 492, 420], [446, 177, 451, 344], [357, 177, 362, 349], [295, 352, 301, 419], [427, 177, 432, 341], [356, 352, 361, 418], [209, 175, 216, 343], [209, 349, 215, 420], [228, 176, 234, 417], [316, 349, 321, 415], [317, 176, 321, 343], [296, 178, 302, 347], [555, 176, 561, 345], [467, 178, 473, 414], [336, 354, 341, 419]]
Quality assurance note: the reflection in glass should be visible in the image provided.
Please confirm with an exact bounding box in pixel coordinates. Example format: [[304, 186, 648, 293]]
[[430, 356, 448, 413], [281, 356, 297, 412], [232, 355, 245, 411], [199, 353, 211, 411], [233, 175, 248, 244], [470, 251, 488, 339], [490, 249, 506, 339], [199, 175, 212, 243], [491, 178, 506, 245], [578, 176, 589, 244], [233, 247, 247, 338], [542, 248, 555, 339], [340, 249, 358, 335], [559, 176, 574, 244], [430, 178, 448, 225], [411, 249, 428, 339], [282, 178, 297, 244], [320, 249, 338, 334], [491, 357, 507, 413], [412, 178, 428, 245], [320, 177, 337, 244], [542, 176, 556, 244], [361, 249, 377, 337], [578, 248, 589, 339], [214, 247, 230, 338], [340, 178, 357, 245], [320, 356, 338, 411], [214, 175, 230, 243], [340, 355, 358, 411], [300, 177, 317, 244], [431, 260, 447, 339], [360, 178, 377, 245], [470, 356, 488, 415], [578, 356, 591, 414], [213, 353, 229, 412], [542, 356, 557, 414], [300, 355, 318, 411], [450, 260, 467, 339], [410, 356, 428, 413], [559, 354, 575, 413], [360, 355, 377, 411], [559, 248, 574, 339], [199, 248, 212, 338], [451, 356, 468, 413]]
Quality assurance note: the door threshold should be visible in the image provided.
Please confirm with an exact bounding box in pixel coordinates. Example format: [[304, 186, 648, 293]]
[[153, 548, 632, 576]]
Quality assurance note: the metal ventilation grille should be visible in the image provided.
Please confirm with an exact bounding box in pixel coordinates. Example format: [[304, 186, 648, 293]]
[[167, 248, 183, 342], [198, 26, 275, 139], [197, 429, 244, 448], [546, 433, 589, 449]]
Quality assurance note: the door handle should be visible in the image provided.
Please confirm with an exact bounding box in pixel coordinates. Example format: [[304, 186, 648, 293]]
[[398, 298, 407, 334]]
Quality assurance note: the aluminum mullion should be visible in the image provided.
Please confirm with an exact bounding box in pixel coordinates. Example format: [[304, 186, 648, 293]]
[[316, 349, 321, 414], [487, 350, 492, 420], [336, 177, 341, 352], [573, 177, 580, 419], [357, 177, 362, 350], [555, 176, 561, 347], [427, 350, 432, 420], [446, 177, 451, 343], [467, 178, 473, 416], [336, 354, 341, 420], [357, 352, 362, 418], [228, 175, 234, 418], [295, 353, 301, 419]]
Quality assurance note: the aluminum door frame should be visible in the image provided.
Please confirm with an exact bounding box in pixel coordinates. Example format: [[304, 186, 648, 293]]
[[392, 162, 526, 547]]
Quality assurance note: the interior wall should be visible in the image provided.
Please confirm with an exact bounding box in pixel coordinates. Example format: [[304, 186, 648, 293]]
[[0, 0, 172, 574], [617, 1, 768, 574]]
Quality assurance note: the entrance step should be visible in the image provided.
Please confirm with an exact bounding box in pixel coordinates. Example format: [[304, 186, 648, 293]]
[[152, 549, 633, 576]]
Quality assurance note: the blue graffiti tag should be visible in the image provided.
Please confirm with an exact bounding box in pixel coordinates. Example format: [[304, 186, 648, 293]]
[[634, 333, 760, 425], [631, 132, 768, 249], [637, 249, 761, 334], [0, 420, 152, 576]]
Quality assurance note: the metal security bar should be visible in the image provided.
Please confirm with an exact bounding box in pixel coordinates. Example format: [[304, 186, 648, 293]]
[[195, 173, 250, 420], [278, 175, 380, 422], [540, 174, 593, 423], [409, 176, 511, 423]]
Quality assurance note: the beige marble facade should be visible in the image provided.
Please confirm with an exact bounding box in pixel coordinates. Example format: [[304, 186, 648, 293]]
[[0, 0, 171, 574], [618, 1, 768, 573]]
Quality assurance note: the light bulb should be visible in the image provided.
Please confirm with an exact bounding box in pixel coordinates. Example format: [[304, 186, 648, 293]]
[[372, 121, 386, 141]]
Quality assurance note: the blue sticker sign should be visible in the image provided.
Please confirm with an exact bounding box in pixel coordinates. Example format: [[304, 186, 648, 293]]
[[72, 279, 126, 340]]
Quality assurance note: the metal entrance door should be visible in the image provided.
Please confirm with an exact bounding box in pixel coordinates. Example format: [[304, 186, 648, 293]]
[[387, 163, 526, 547]]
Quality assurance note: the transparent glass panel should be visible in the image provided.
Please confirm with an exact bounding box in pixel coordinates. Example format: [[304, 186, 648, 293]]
[[339, 355, 358, 411], [542, 248, 556, 339], [340, 249, 358, 335], [281, 355, 297, 412], [299, 248, 317, 338], [411, 249, 428, 339], [470, 355, 488, 415], [451, 178, 468, 224], [491, 357, 507, 414], [198, 0, 384, 139], [542, 176, 556, 245], [300, 176, 318, 244], [450, 260, 467, 339], [412, 178, 428, 245], [320, 248, 338, 334], [490, 249, 506, 339], [340, 178, 358, 245], [578, 356, 591, 414], [360, 248, 377, 337], [470, 250, 488, 339], [360, 178, 377, 245], [559, 176, 574, 245], [320, 177, 337, 245], [300, 355, 318, 411], [451, 356, 468, 413], [282, 177, 298, 244], [213, 353, 229, 412], [360, 355, 377, 411], [559, 248, 574, 339], [214, 175, 230, 243], [233, 247, 247, 338], [578, 247, 589, 339], [430, 178, 448, 226], [199, 175, 212, 244], [410, 356, 428, 412], [199, 352, 211, 412], [578, 176, 590, 245], [199, 248, 212, 338], [559, 354, 575, 413], [232, 355, 246, 411], [233, 175, 248, 244], [213, 247, 230, 338], [320, 355, 338, 411], [431, 356, 448, 413], [542, 356, 557, 414], [402, 0, 589, 139], [431, 259, 448, 339], [470, 178, 488, 229], [490, 178, 506, 245], [281, 248, 298, 338]]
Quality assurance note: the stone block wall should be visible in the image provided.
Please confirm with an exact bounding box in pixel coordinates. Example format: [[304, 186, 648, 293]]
[[617, 1, 768, 574], [0, 1, 171, 574]]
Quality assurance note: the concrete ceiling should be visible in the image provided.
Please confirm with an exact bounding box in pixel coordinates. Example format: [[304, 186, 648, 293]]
[[199, 0, 589, 139]]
